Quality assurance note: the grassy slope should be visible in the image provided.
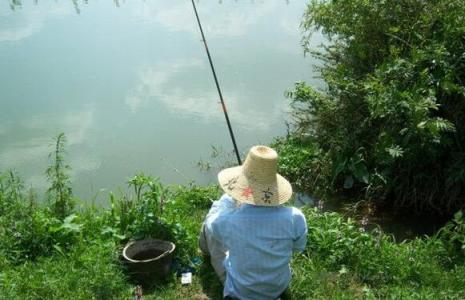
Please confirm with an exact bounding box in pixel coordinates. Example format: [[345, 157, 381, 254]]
[[1, 184, 465, 299]]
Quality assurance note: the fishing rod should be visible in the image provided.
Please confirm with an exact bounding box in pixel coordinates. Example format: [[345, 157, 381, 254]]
[[190, 0, 242, 165]]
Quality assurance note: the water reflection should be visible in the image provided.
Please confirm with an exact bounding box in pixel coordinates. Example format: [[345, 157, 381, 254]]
[[9, 0, 290, 13], [131, 1, 293, 38], [1, 1, 73, 42], [3, 1, 303, 42], [0, 105, 100, 190], [1, 0, 316, 200], [9, 0, 293, 12], [126, 59, 290, 131]]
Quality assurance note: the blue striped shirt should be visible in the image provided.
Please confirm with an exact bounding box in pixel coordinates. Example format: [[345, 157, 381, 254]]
[[206, 194, 307, 300]]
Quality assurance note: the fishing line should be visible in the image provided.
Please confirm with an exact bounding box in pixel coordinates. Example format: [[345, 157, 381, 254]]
[[161, 157, 192, 182], [190, 0, 242, 165]]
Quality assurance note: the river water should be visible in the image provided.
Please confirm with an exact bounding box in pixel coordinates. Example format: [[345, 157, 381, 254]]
[[0, 1, 323, 201]]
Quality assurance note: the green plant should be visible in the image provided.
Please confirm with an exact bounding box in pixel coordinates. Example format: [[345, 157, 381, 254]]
[[285, 0, 465, 214], [162, 184, 221, 264], [2, 134, 465, 299], [291, 208, 465, 299], [46, 133, 74, 220], [272, 136, 330, 194], [0, 241, 132, 300], [169, 184, 220, 210], [437, 210, 465, 265], [105, 173, 166, 239], [0, 174, 80, 264]]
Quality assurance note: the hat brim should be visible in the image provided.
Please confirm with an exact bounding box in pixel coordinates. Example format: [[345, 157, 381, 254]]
[[218, 166, 293, 206]]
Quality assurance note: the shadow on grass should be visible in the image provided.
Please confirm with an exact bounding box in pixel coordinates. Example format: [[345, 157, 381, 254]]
[[198, 258, 224, 300], [195, 258, 293, 300]]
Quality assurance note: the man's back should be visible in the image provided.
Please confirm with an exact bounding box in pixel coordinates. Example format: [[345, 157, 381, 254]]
[[209, 194, 307, 300]]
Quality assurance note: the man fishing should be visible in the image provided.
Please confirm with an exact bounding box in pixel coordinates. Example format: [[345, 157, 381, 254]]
[[199, 145, 308, 300]]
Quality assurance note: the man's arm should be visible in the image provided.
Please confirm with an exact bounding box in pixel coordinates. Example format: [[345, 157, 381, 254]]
[[205, 194, 236, 245], [292, 208, 308, 252], [206, 194, 237, 221]]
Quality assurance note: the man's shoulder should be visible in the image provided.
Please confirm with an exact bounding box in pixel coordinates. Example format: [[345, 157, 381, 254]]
[[290, 206, 305, 217], [288, 207, 307, 227], [273, 206, 305, 218]]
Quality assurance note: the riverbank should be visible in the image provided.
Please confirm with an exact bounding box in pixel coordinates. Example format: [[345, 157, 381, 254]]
[[1, 169, 464, 299]]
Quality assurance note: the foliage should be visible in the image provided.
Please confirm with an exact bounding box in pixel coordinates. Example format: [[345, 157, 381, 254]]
[[1, 165, 465, 298], [272, 136, 330, 195], [287, 0, 465, 213], [0, 241, 132, 300], [162, 184, 221, 264], [46, 133, 74, 220], [0, 171, 80, 265], [0, 168, 218, 298], [102, 173, 190, 265], [169, 184, 220, 210], [290, 208, 465, 299], [437, 210, 465, 266], [114, 173, 167, 239], [0, 136, 217, 278]]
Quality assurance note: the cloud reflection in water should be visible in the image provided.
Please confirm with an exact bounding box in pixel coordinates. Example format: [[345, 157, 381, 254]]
[[0, 2, 73, 42], [126, 59, 289, 131], [0, 105, 100, 190]]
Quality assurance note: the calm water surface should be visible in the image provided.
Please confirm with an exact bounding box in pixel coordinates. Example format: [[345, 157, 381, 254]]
[[0, 1, 322, 201]]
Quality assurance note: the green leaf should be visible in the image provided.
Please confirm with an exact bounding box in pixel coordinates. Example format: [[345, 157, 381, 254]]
[[60, 214, 82, 233], [61, 222, 82, 232], [417, 121, 427, 129], [386, 145, 404, 158], [338, 266, 349, 275], [353, 162, 369, 184], [454, 211, 463, 220], [53, 244, 65, 257], [63, 214, 77, 224]]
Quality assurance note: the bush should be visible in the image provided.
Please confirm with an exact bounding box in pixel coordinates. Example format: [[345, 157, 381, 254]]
[[290, 208, 465, 299], [162, 184, 221, 264], [168, 184, 220, 211], [437, 210, 465, 266], [272, 136, 330, 195], [0, 171, 80, 265], [288, 0, 465, 214]]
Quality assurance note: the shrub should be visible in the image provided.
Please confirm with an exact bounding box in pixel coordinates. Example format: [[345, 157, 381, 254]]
[[272, 136, 330, 195], [103, 175, 219, 265], [288, 0, 465, 214], [0, 171, 81, 265], [168, 184, 220, 210], [437, 210, 465, 265], [162, 184, 221, 264], [292, 208, 465, 298]]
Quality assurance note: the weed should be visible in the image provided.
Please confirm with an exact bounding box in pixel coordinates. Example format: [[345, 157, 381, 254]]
[[46, 133, 74, 220]]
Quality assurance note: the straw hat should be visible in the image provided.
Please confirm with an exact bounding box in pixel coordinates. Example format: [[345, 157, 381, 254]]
[[218, 145, 293, 206]]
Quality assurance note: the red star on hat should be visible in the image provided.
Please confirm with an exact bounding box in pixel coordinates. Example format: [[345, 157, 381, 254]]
[[241, 187, 253, 198]]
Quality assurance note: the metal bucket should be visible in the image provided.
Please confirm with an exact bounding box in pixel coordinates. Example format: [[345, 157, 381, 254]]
[[122, 239, 175, 283]]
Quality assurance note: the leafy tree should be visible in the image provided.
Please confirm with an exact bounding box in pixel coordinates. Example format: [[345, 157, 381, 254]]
[[288, 0, 465, 213]]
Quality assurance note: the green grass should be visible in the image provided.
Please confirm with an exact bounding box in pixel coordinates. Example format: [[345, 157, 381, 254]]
[[289, 209, 465, 299], [1, 162, 464, 299]]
